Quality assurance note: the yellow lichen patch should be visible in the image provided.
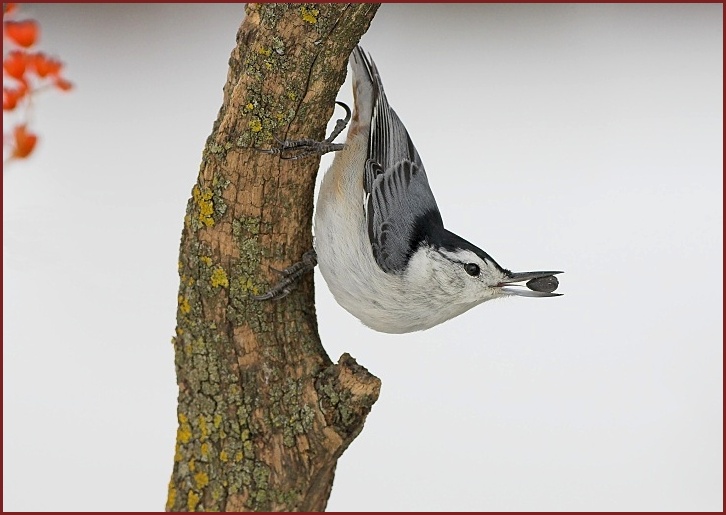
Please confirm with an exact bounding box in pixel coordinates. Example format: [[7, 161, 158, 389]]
[[166, 482, 176, 511], [200, 442, 210, 458], [219, 450, 229, 462], [199, 201, 213, 217], [257, 46, 271, 57], [244, 102, 254, 113], [234, 450, 244, 462], [178, 413, 192, 444], [178, 295, 191, 315], [300, 5, 319, 23], [248, 118, 262, 133], [213, 414, 222, 428], [189, 458, 196, 472], [194, 471, 210, 490], [174, 442, 183, 462], [199, 210, 214, 228], [200, 256, 213, 266], [210, 267, 229, 288], [187, 490, 200, 511], [199, 415, 210, 440], [193, 184, 215, 227]]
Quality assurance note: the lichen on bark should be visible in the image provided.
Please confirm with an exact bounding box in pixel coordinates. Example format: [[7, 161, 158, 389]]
[[167, 3, 381, 512]]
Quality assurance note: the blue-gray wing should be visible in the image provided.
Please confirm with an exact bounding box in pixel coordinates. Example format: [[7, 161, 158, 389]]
[[366, 159, 443, 273], [353, 46, 444, 273]]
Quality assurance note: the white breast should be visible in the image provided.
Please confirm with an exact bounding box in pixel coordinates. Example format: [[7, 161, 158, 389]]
[[314, 139, 478, 333]]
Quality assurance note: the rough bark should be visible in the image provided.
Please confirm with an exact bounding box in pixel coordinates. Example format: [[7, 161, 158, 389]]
[[166, 3, 381, 512]]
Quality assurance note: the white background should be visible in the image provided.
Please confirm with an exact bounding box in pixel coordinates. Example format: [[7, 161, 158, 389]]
[[3, 4, 722, 511]]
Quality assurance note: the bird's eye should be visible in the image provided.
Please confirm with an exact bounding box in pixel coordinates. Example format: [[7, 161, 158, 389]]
[[464, 263, 480, 277]]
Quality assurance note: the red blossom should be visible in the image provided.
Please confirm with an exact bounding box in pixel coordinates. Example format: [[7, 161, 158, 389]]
[[29, 51, 62, 77], [3, 88, 18, 109], [3, 49, 27, 80], [10, 124, 37, 158], [4, 19, 38, 47], [3, 84, 26, 110], [53, 77, 73, 91], [4, 4, 73, 162]]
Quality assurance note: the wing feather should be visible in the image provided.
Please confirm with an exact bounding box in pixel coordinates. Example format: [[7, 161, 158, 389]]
[[354, 47, 443, 273]]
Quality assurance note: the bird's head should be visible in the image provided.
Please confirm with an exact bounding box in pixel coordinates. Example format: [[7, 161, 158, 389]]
[[407, 230, 562, 311]]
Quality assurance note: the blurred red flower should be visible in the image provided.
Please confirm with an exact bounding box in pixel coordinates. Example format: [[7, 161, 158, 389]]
[[4, 19, 38, 47], [3, 4, 72, 162]]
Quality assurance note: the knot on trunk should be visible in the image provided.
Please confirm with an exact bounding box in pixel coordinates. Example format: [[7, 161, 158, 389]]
[[315, 353, 381, 443]]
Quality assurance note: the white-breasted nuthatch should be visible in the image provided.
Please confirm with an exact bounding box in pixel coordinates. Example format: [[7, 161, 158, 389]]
[[256, 46, 562, 334]]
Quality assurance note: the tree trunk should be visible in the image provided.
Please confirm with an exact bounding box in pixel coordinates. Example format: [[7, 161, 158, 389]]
[[166, 3, 381, 512]]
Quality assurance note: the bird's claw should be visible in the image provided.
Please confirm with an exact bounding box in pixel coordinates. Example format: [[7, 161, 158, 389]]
[[253, 101, 351, 160], [251, 250, 318, 301]]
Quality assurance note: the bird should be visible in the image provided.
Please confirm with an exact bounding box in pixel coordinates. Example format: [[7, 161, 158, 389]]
[[255, 45, 562, 334]]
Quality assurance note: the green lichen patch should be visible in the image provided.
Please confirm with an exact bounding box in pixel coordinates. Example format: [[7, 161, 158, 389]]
[[245, 462, 272, 510], [269, 487, 303, 508], [211, 175, 230, 217], [233, 36, 307, 149], [269, 377, 316, 447], [315, 360, 379, 437], [227, 215, 271, 325], [170, 315, 259, 511], [271, 36, 285, 56]]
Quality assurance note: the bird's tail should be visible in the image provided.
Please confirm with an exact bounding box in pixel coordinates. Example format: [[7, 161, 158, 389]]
[[350, 45, 420, 173], [349, 45, 382, 137]]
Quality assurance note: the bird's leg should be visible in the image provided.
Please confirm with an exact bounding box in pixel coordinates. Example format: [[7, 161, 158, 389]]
[[251, 102, 347, 299], [251, 249, 318, 301], [254, 101, 351, 160]]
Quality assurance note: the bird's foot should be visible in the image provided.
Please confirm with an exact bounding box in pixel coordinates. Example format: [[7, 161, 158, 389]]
[[251, 249, 318, 301], [254, 101, 351, 160]]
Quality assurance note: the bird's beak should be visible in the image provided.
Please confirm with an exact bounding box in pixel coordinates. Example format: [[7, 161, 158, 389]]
[[498, 271, 564, 297]]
